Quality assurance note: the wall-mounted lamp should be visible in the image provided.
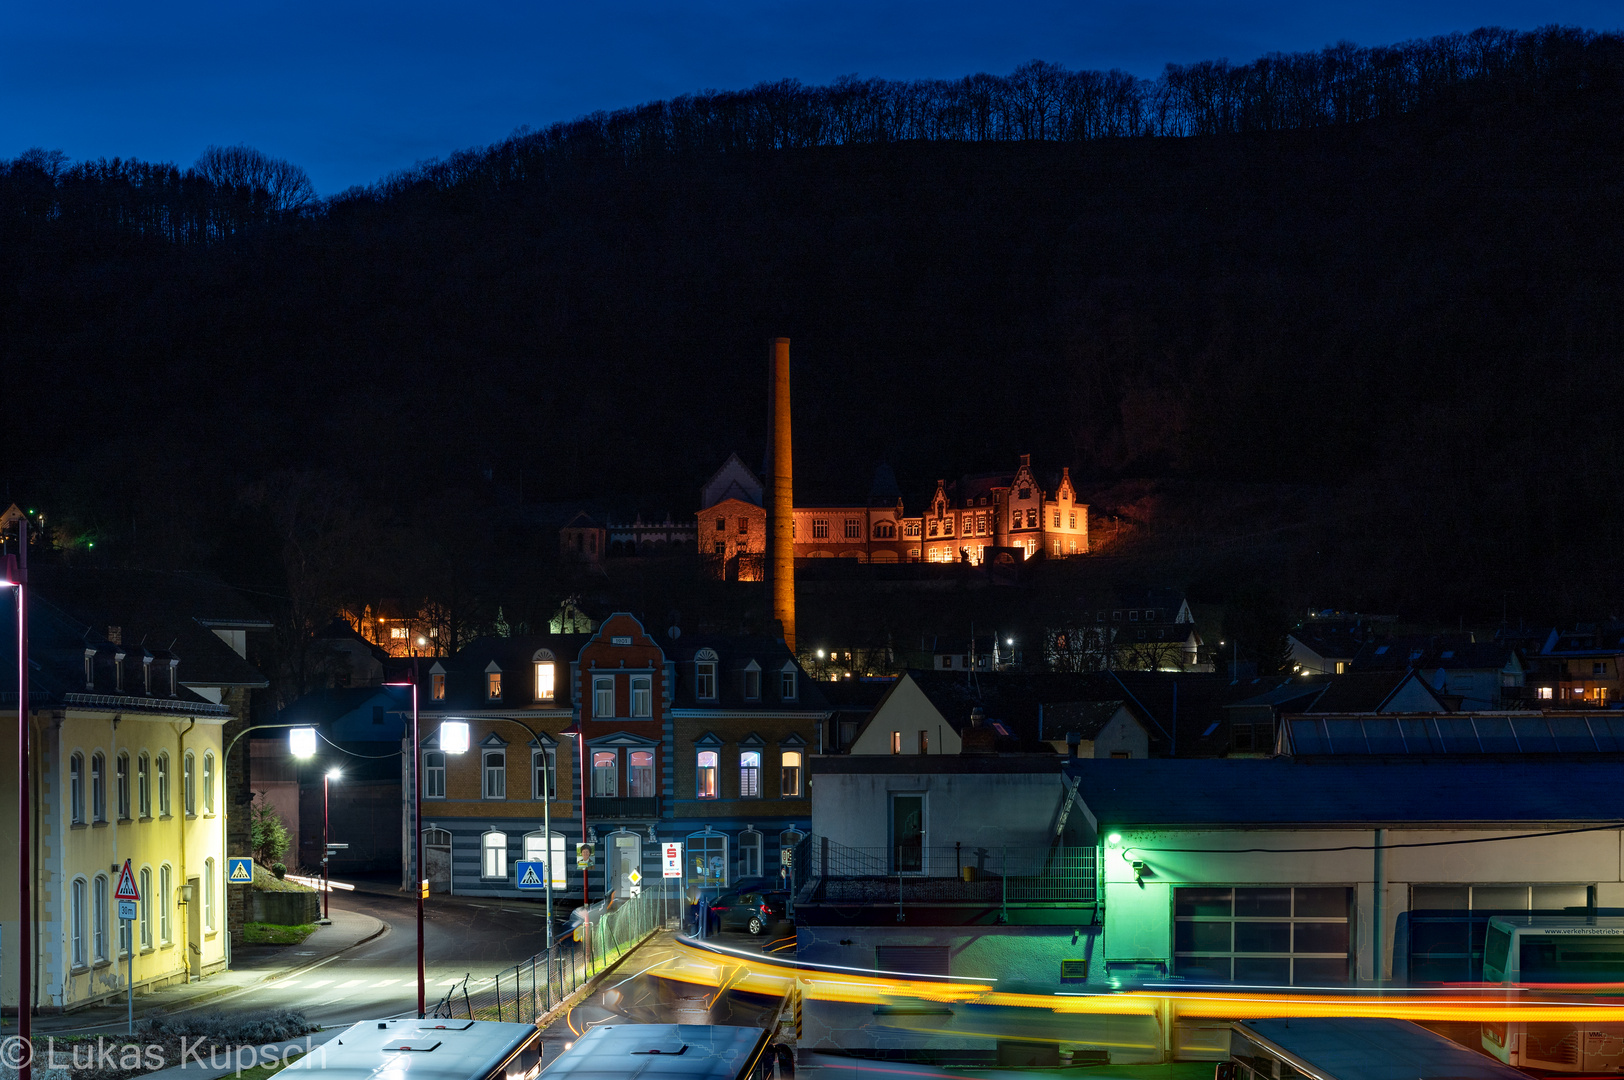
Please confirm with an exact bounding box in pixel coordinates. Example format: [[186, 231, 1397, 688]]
[[439, 720, 471, 754], [179, 884, 195, 905]]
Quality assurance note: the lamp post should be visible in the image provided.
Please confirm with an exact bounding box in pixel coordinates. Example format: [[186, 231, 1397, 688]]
[[219, 721, 316, 971], [5, 519, 31, 1080], [322, 768, 342, 922]]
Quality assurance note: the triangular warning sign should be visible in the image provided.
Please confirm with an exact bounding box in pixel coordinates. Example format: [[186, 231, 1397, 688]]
[[518, 865, 542, 887], [114, 860, 140, 901], [228, 860, 254, 883]]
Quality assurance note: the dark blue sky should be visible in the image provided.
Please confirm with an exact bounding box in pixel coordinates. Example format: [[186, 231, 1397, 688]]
[[4, 1, 1617, 193]]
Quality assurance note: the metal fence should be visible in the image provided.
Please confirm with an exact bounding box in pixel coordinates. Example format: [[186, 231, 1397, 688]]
[[792, 835, 1097, 906], [432, 892, 668, 1023]]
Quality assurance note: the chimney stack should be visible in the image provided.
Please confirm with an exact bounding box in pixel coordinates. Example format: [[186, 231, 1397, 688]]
[[767, 337, 796, 652]]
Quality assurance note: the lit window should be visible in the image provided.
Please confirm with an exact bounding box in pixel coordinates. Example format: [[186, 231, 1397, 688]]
[[390, 626, 408, 639], [739, 517, 749, 534], [431, 673, 445, 700], [812, 519, 829, 539], [696, 751, 718, 799], [740, 751, 761, 797], [1069, 513, 1077, 529], [592, 750, 618, 796], [486, 672, 502, 701], [928, 520, 938, 537], [423, 751, 446, 798], [1335, 662, 1346, 675], [1537, 686, 1554, 700], [1027, 509, 1038, 528], [696, 662, 717, 700], [942, 518, 953, 536], [481, 831, 508, 880], [890, 731, 901, 755], [631, 675, 652, 717], [1053, 511, 1061, 528], [535, 661, 555, 701], [594, 677, 614, 717], [845, 519, 860, 539], [781, 751, 802, 797], [629, 750, 654, 797], [482, 751, 506, 799], [977, 516, 986, 535]]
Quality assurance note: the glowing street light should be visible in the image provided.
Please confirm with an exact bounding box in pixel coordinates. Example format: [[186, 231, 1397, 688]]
[[439, 720, 471, 754], [288, 726, 318, 758]]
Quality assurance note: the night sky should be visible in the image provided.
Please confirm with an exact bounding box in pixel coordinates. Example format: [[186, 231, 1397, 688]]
[[4, 1, 1620, 194]]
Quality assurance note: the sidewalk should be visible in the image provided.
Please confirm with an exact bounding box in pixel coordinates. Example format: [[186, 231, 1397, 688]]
[[30, 908, 386, 1035]]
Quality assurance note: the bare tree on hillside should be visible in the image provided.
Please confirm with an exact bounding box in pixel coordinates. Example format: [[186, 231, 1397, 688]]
[[193, 145, 316, 212]]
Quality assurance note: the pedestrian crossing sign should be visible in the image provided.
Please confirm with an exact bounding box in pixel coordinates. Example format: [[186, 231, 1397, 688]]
[[114, 859, 140, 901], [227, 858, 254, 885], [515, 860, 546, 890]]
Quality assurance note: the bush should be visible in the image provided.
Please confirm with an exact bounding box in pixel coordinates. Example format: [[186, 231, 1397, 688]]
[[136, 1006, 317, 1044], [272, 862, 286, 879]]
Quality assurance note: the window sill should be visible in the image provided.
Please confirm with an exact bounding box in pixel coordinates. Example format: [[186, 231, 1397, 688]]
[[202, 813, 215, 819], [139, 815, 153, 822], [92, 820, 110, 828], [185, 813, 198, 820], [71, 822, 88, 830], [92, 959, 113, 971], [140, 947, 155, 955], [159, 815, 173, 821], [71, 964, 91, 975]]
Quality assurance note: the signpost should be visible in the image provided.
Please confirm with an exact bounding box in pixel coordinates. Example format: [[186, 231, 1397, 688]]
[[627, 868, 642, 898], [662, 842, 683, 878], [113, 860, 139, 1032], [515, 861, 546, 891], [227, 858, 254, 885]]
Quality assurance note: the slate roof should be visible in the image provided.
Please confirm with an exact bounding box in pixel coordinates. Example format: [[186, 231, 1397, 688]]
[[1289, 621, 1374, 662], [655, 632, 829, 712], [25, 566, 268, 689], [1353, 636, 1515, 672], [414, 634, 580, 710], [1067, 759, 1624, 825]]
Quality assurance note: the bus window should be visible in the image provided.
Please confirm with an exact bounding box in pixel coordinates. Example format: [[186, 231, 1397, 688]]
[[1519, 937, 1624, 983], [1483, 924, 1512, 980]]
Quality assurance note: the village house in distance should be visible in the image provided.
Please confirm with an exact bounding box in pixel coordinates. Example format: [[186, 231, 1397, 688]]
[[697, 452, 1087, 579]]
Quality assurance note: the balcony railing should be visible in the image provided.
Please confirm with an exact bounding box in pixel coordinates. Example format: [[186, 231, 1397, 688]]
[[791, 834, 1097, 905], [584, 796, 659, 818]]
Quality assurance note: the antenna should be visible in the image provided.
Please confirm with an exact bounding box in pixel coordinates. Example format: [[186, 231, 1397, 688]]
[[968, 621, 980, 696]]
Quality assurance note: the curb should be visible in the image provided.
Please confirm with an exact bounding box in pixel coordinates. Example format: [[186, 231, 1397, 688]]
[[258, 914, 390, 985]]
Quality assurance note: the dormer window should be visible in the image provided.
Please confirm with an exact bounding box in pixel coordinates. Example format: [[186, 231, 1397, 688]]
[[743, 663, 761, 702], [533, 649, 556, 701], [486, 673, 502, 700], [695, 649, 718, 701], [780, 663, 797, 701], [84, 650, 95, 690], [432, 674, 445, 700]]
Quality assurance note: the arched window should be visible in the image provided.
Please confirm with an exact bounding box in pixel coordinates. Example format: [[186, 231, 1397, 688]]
[[532, 747, 555, 800], [482, 750, 506, 800], [481, 830, 508, 880], [739, 751, 761, 798], [137, 752, 151, 817], [204, 857, 216, 933], [688, 829, 728, 888], [695, 751, 718, 800], [592, 751, 618, 796], [628, 751, 654, 798], [156, 753, 171, 816], [69, 753, 85, 824], [523, 830, 568, 889], [159, 864, 173, 944], [202, 752, 215, 814], [138, 867, 153, 949], [781, 751, 803, 798], [533, 649, 556, 701], [738, 828, 762, 879], [423, 751, 446, 799], [71, 877, 88, 968], [116, 751, 130, 820], [183, 751, 197, 816], [91, 752, 106, 823], [93, 874, 108, 961]]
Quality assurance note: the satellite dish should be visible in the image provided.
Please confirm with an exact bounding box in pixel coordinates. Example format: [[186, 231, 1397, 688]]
[[668, 626, 682, 640]]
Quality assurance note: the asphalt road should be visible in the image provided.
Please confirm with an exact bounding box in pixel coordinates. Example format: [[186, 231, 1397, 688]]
[[224, 892, 557, 1028]]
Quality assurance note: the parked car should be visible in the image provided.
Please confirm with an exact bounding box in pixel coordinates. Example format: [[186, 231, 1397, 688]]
[[709, 888, 791, 935], [686, 878, 769, 935]]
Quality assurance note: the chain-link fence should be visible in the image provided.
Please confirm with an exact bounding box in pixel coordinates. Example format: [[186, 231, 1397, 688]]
[[432, 893, 667, 1023]]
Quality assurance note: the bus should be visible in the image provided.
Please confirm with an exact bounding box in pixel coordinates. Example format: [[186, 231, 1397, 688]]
[[283, 1018, 542, 1080], [1219, 1017, 1529, 1080], [1480, 915, 1624, 1072], [543, 1024, 776, 1080]]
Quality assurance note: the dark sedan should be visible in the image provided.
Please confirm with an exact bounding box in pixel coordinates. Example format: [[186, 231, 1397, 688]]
[[709, 888, 791, 935]]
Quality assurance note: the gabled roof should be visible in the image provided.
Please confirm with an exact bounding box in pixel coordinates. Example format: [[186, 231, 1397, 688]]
[[1288, 621, 1373, 662], [26, 566, 268, 689], [414, 634, 579, 710], [1069, 758, 1624, 825], [1302, 670, 1447, 714], [1352, 635, 1516, 672]]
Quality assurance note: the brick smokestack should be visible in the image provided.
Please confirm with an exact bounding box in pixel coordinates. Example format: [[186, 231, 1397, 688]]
[[768, 337, 796, 652]]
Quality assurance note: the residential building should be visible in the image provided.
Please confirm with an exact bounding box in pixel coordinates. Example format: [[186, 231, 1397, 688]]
[[1347, 635, 1524, 710], [1045, 587, 1204, 672], [394, 616, 829, 902], [698, 454, 768, 582], [1287, 617, 1385, 675], [2, 571, 268, 1011], [1527, 623, 1624, 705]]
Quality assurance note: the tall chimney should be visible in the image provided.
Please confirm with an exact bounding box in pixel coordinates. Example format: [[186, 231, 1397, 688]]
[[767, 337, 796, 652]]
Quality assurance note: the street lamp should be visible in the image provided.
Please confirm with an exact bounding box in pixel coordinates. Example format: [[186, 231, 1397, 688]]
[[288, 726, 318, 758], [322, 768, 342, 922], [3, 520, 31, 1080]]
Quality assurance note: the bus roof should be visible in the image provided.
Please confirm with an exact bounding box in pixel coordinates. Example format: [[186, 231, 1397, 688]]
[[1487, 915, 1624, 931], [543, 1025, 768, 1080], [1236, 1018, 1529, 1080], [283, 1019, 537, 1080]]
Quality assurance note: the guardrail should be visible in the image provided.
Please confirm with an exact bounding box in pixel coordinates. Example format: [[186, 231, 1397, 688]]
[[792, 835, 1097, 906], [432, 892, 669, 1023]]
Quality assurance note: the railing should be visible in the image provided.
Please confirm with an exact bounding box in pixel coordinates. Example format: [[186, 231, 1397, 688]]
[[794, 835, 1097, 906], [431, 891, 670, 1023]]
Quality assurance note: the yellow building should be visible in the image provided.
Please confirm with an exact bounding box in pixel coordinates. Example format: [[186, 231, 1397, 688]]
[[2, 569, 266, 1012]]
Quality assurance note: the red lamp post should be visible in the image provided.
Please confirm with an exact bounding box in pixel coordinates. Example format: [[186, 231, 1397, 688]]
[[5, 520, 31, 1080]]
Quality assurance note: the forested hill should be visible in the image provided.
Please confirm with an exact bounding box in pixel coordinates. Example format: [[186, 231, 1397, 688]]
[[3, 25, 1624, 620]]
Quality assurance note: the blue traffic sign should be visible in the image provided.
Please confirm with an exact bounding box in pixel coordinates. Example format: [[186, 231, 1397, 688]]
[[515, 860, 547, 890], [227, 858, 254, 885]]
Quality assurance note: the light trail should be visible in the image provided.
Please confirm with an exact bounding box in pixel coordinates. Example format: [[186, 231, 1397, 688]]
[[663, 937, 1624, 1025]]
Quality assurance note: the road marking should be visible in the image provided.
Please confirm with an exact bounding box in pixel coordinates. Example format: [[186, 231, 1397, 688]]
[[305, 979, 333, 988], [374, 979, 399, 986], [338, 979, 366, 988], [439, 978, 460, 985]]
